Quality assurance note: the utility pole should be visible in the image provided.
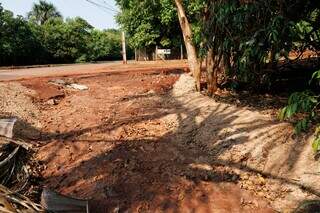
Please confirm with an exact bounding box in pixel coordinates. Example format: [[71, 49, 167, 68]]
[[121, 31, 127, 64], [134, 48, 137, 61]]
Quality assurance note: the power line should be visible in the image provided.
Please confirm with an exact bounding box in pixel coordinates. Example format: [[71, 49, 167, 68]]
[[85, 0, 118, 14], [96, 0, 119, 12], [86, 0, 117, 13]]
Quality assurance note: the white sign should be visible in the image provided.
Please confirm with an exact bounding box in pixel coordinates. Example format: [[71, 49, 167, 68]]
[[157, 49, 171, 55]]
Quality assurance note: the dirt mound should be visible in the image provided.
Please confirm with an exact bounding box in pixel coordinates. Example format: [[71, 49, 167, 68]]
[[21, 79, 65, 102], [169, 74, 320, 211], [31, 68, 274, 212], [0, 82, 41, 139], [6, 64, 318, 212]]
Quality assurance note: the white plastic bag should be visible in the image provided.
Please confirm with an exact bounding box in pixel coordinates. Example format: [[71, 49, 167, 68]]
[[0, 118, 17, 138]]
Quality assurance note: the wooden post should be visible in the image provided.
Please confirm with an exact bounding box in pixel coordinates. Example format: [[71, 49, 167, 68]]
[[121, 31, 127, 64], [155, 46, 158, 61], [144, 48, 147, 61], [180, 44, 183, 60], [134, 48, 137, 61]]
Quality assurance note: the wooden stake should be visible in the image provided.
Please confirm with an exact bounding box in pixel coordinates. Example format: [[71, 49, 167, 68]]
[[121, 31, 127, 64]]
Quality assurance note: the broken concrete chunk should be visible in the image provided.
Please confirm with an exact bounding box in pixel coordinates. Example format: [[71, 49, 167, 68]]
[[67, 83, 89, 91], [0, 118, 17, 138], [46, 99, 60, 105], [48, 79, 88, 91], [48, 79, 67, 86]]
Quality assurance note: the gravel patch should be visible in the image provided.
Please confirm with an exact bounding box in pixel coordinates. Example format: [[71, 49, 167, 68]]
[[168, 74, 320, 211], [0, 82, 41, 138]]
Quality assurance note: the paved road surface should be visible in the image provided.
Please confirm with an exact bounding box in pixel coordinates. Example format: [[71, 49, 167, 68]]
[[0, 60, 187, 81]]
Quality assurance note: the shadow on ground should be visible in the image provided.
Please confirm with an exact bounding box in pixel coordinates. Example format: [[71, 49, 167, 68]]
[[4, 70, 320, 212]]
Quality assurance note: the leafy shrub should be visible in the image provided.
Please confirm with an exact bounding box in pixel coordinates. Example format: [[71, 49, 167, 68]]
[[280, 70, 320, 152], [203, 0, 320, 87], [0, 3, 130, 66]]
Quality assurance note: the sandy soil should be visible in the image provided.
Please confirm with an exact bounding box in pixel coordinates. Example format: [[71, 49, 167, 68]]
[[0, 60, 188, 81], [0, 62, 319, 212]]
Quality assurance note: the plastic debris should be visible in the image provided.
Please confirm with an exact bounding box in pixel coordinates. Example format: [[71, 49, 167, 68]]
[[0, 118, 17, 138], [41, 188, 89, 213]]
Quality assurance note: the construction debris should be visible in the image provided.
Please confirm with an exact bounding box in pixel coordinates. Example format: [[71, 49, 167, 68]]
[[41, 188, 89, 213], [48, 79, 67, 86], [0, 184, 43, 213], [49, 79, 88, 91], [66, 83, 89, 91], [0, 119, 42, 212], [0, 118, 17, 138]]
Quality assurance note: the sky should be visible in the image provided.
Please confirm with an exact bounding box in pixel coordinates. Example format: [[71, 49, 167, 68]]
[[0, 0, 119, 29]]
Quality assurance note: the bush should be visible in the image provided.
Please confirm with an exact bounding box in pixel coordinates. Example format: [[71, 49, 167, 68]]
[[280, 70, 320, 152], [0, 3, 130, 66]]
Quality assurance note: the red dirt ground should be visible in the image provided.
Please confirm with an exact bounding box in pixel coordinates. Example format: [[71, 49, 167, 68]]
[[18, 64, 274, 212]]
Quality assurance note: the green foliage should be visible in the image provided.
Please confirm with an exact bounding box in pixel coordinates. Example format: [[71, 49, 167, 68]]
[[204, 0, 320, 84], [312, 127, 320, 152], [0, 3, 128, 66], [0, 5, 47, 65], [310, 70, 320, 84], [40, 17, 93, 62], [199, 0, 320, 153], [28, 0, 62, 25], [280, 70, 320, 152], [115, 0, 194, 49], [279, 91, 318, 132], [116, 0, 163, 48], [88, 29, 123, 61]]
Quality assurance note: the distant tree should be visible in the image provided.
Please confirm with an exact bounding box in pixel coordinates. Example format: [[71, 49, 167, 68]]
[[0, 2, 130, 66], [0, 4, 46, 65], [116, 0, 205, 90], [28, 0, 62, 25], [40, 17, 93, 63], [115, 0, 183, 49]]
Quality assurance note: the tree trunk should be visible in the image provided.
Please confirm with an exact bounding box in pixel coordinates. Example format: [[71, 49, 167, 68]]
[[174, 0, 201, 91], [206, 49, 219, 96], [212, 64, 218, 94], [206, 49, 214, 96]]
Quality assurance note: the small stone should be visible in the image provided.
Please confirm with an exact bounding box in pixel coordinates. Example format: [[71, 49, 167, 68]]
[[241, 173, 249, 180], [178, 193, 185, 201], [231, 174, 238, 181], [112, 206, 120, 213], [46, 99, 55, 105], [104, 186, 120, 197], [257, 191, 265, 197], [240, 198, 245, 204], [257, 176, 266, 185]]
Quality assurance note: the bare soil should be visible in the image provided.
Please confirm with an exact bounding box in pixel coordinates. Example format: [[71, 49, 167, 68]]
[[0, 60, 188, 81], [1, 61, 319, 212]]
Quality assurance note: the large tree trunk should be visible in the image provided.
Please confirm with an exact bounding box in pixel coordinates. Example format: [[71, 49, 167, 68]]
[[174, 0, 201, 91]]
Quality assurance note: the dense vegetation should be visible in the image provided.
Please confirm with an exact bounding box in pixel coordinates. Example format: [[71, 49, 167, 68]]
[[115, 0, 206, 57], [115, 0, 183, 49], [0, 1, 127, 66], [203, 0, 320, 151], [116, 0, 320, 153]]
